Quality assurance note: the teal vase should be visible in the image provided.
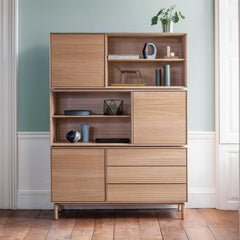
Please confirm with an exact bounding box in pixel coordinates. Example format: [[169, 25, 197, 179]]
[[164, 65, 171, 86], [81, 124, 90, 142]]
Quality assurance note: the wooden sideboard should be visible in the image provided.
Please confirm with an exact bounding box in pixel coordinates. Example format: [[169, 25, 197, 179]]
[[50, 33, 188, 220]]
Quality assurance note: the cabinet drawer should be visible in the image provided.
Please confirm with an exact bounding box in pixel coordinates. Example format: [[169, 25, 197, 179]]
[[107, 167, 186, 183], [107, 184, 187, 202], [107, 148, 186, 166]]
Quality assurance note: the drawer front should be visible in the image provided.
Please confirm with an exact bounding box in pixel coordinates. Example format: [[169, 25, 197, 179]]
[[107, 184, 187, 202], [107, 167, 186, 183], [107, 148, 187, 166]]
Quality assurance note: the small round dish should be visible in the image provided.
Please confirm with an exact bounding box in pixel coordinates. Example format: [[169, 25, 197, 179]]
[[64, 110, 92, 116]]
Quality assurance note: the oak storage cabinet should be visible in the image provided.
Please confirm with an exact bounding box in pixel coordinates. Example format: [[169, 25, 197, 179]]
[[50, 33, 188, 220]]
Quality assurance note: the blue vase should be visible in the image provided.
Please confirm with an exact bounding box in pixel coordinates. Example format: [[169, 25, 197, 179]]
[[81, 124, 90, 142]]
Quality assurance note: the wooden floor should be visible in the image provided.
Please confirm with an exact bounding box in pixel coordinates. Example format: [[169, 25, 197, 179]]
[[0, 209, 238, 240]]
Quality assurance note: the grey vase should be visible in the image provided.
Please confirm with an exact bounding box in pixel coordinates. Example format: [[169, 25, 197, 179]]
[[81, 124, 90, 142]]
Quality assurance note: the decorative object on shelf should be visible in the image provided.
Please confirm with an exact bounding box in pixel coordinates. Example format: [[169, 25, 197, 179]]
[[143, 43, 157, 59], [151, 5, 185, 33], [95, 138, 130, 143], [64, 110, 92, 116], [81, 124, 90, 142], [167, 46, 171, 57], [108, 54, 139, 59], [66, 130, 81, 143], [111, 64, 143, 84], [104, 99, 123, 115], [164, 65, 171, 86], [156, 69, 161, 86], [164, 47, 179, 59]]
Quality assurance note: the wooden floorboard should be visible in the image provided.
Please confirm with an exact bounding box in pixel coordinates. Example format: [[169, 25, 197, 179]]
[[182, 209, 216, 240], [45, 210, 76, 240], [71, 210, 96, 240], [138, 210, 163, 240], [0, 210, 40, 240], [91, 210, 115, 240], [199, 209, 239, 240], [24, 210, 54, 240], [114, 210, 141, 240], [0, 210, 15, 231], [157, 209, 189, 240], [0, 209, 238, 240]]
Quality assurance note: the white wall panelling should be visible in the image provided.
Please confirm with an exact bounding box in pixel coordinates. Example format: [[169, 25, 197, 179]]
[[18, 132, 216, 209], [216, 0, 239, 210], [218, 145, 239, 210], [0, 0, 18, 209], [219, 0, 239, 143]]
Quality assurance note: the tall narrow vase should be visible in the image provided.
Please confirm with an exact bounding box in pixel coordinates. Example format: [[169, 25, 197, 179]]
[[81, 124, 90, 142], [156, 69, 161, 86], [164, 65, 171, 86]]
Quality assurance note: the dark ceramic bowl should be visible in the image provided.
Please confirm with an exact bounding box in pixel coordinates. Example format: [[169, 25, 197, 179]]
[[64, 110, 92, 116]]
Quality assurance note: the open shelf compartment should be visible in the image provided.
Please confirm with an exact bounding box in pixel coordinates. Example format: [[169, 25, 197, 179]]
[[106, 33, 187, 88], [50, 91, 132, 145]]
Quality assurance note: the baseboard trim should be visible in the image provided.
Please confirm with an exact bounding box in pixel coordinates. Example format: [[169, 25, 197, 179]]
[[17, 131, 217, 209], [17, 189, 216, 209]]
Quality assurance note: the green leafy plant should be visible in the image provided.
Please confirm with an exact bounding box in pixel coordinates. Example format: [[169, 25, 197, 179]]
[[151, 5, 185, 26]]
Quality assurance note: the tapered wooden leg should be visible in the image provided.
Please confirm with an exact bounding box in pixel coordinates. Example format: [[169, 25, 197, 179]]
[[181, 203, 185, 219], [54, 203, 59, 220], [178, 204, 181, 211]]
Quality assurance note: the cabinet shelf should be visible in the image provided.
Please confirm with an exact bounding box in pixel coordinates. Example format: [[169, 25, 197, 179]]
[[52, 141, 131, 147], [52, 115, 131, 118], [108, 58, 185, 63]]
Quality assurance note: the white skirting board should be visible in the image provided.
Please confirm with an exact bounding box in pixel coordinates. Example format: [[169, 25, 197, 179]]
[[18, 131, 217, 209]]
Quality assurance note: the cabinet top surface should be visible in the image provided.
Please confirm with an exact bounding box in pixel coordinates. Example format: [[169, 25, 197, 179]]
[[50, 33, 187, 37], [50, 88, 187, 92]]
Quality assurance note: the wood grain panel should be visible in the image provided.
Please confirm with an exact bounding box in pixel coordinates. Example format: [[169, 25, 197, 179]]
[[107, 167, 186, 183], [55, 117, 131, 141], [51, 148, 105, 202], [51, 34, 104, 88], [107, 35, 186, 59], [107, 148, 186, 166], [55, 92, 131, 115], [107, 184, 186, 202], [133, 92, 187, 144], [108, 62, 185, 87]]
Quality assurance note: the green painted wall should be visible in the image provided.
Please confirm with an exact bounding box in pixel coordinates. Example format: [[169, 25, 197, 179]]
[[18, 0, 214, 131]]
